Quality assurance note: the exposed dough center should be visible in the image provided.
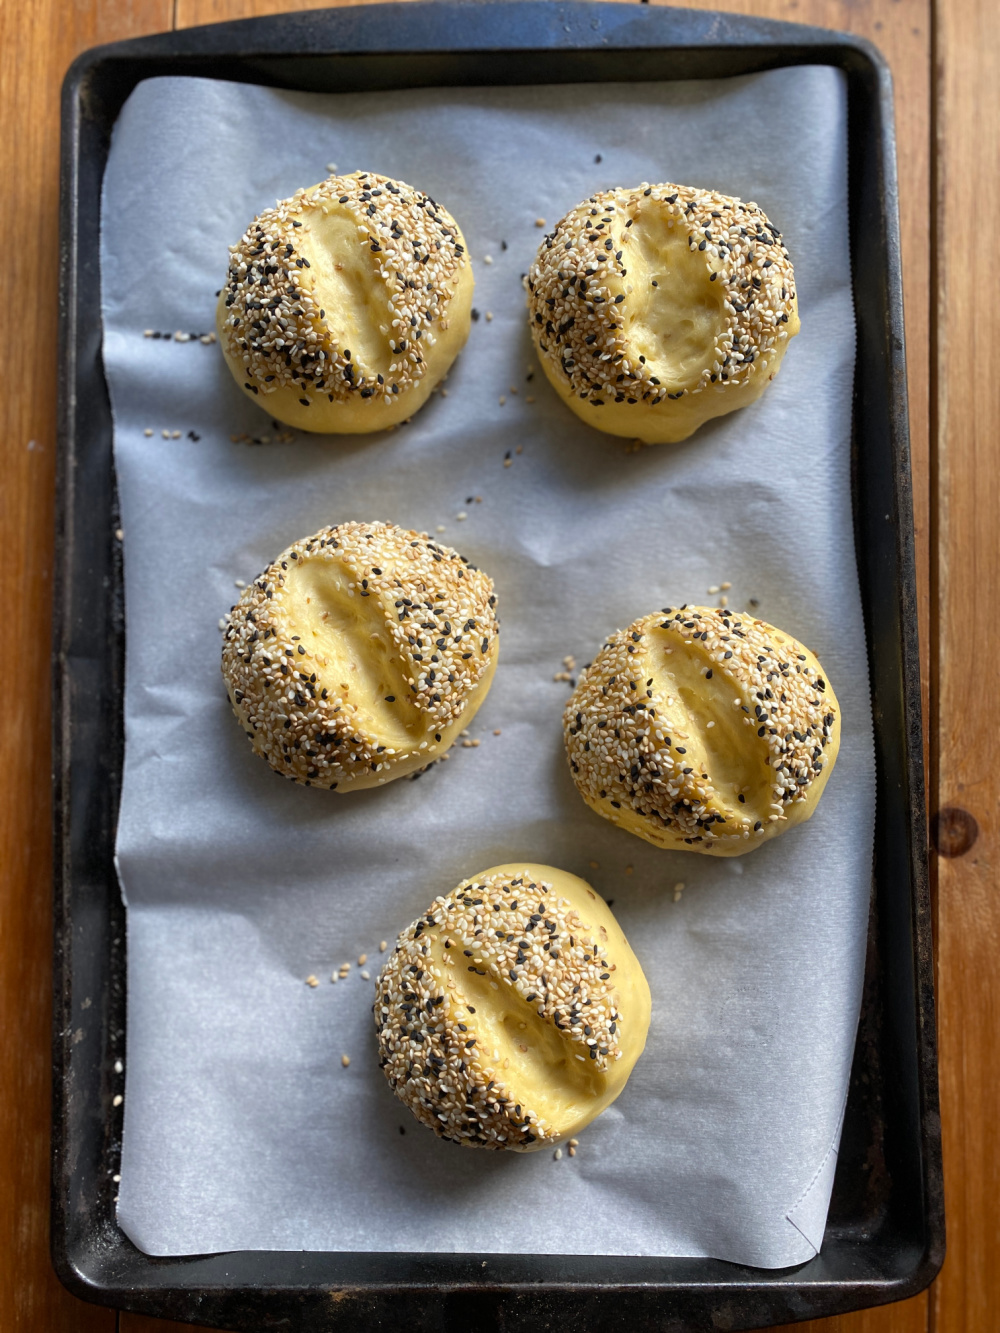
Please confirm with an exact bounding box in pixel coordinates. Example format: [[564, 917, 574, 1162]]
[[294, 203, 394, 379], [625, 206, 726, 388], [429, 938, 607, 1126], [282, 558, 425, 747], [648, 627, 772, 822]]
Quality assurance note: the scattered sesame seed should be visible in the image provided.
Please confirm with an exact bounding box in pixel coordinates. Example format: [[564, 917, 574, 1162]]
[[493, 729, 502, 736], [171, 430, 181, 439], [456, 511, 468, 520], [358, 953, 367, 965], [326, 163, 338, 173], [568, 1145, 577, 1157], [554, 1148, 563, 1160], [114, 528, 124, 542], [535, 217, 546, 227], [720, 582, 731, 591], [114, 1060, 123, 1074], [484, 254, 494, 265], [306, 974, 319, 987], [589, 860, 599, 869], [341, 1054, 351, 1067], [499, 396, 506, 406], [568, 1138, 579, 1146], [360, 970, 370, 980], [161, 430, 170, 439], [113, 1094, 123, 1107], [143, 428, 153, 436], [379, 940, 388, 952], [708, 585, 720, 595], [143, 329, 154, 337], [485, 311, 493, 322], [625, 865, 633, 875]]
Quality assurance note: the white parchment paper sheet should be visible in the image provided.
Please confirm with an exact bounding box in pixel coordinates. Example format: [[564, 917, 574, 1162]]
[[103, 69, 872, 1266]]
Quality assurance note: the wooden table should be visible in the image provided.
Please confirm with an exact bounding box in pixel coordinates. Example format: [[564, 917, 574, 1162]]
[[1, 0, 994, 1328]]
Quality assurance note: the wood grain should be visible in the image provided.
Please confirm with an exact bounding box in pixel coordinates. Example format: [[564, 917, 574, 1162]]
[[931, 0, 1000, 1326], [0, 0, 174, 1325], [0, 0, 946, 1329]]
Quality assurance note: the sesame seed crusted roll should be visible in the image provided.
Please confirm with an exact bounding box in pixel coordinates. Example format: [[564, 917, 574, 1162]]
[[526, 182, 799, 443], [564, 608, 840, 855], [217, 171, 474, 433], [221, 521, 498, 789], [375, 864, 650, 1150]]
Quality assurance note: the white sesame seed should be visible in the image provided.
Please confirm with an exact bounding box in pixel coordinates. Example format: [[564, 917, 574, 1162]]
[[143, 428, 153, 437], [114, 1060, 123, 1074], [113, 1094, 123, 1107], [341, 1054, 351, 1067]]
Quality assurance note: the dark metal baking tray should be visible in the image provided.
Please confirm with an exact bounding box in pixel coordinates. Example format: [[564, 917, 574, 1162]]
[[53, 3, 943, 1328]]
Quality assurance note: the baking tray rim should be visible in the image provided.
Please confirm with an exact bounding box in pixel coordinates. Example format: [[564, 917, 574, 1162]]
[[52, 3, 943, 1329]]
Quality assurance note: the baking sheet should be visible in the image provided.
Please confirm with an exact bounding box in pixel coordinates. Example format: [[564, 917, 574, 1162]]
[[103, 68, 871, 1267]]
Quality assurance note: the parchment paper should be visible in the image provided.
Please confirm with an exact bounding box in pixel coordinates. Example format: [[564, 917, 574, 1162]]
[[102, 68, 872, 1267]]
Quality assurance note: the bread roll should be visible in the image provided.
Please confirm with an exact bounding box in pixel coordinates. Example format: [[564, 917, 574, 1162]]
[[221, 520, 498, 789], [526, 182, 799, 443], [218, 172, 473, 432], [564, 607, 840, 854], [375, 863, 650, 1150]]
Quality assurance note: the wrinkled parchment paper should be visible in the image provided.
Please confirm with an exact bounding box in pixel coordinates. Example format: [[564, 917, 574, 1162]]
[[102, 68, 872, 1265]]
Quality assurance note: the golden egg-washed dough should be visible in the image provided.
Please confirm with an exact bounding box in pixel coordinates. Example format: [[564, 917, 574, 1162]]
[[526, 182, 799, 443], [375, 864, 650, 1150], [221, 521, 498, 789], [218, 171, 474, 433], [564, 607, 840, 855]]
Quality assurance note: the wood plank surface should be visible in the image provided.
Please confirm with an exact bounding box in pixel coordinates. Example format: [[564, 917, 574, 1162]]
[[0, 3, 174, 1331], [931, 0, 1000, 1328], [3, 0, 983, 1327]]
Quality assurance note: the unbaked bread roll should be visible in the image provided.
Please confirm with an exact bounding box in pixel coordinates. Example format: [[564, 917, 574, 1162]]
[[218, 171, 473, 433], [564, 607, 839, 854], [375, 863, 650, 1150], [527, 182, 799, 443], [221, 520, 498, 789]]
